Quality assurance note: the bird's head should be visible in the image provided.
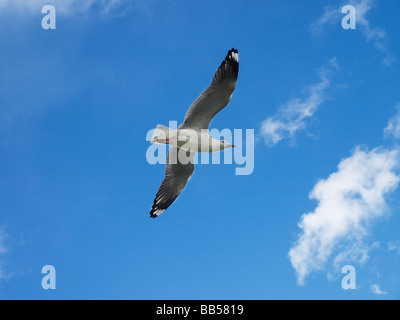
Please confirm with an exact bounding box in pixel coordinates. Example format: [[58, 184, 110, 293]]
[[220, 140, 235, 150]]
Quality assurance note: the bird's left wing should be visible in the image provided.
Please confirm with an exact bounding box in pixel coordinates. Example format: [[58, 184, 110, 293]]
[[180, 48, 239, 131], [150, 147, 195, 218]]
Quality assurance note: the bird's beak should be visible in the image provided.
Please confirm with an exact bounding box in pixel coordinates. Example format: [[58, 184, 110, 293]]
[[231, 144, 236, 148]]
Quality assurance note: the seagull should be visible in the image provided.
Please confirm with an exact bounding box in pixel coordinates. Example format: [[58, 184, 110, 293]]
[[149, 48, 239, 218]]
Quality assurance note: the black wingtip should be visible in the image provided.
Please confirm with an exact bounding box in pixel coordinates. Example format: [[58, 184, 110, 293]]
[[217, 48, 239, 81], [229, 48, 238, 54], [223, 48, 239, 62], [149, 207, 159, 218]]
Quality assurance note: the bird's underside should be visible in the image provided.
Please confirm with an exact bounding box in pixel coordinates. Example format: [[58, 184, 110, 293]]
[[149, 48, 239, 218]]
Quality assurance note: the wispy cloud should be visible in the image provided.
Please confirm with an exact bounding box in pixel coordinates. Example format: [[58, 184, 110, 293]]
[[289, 147, 400, 285], [311, 0, 395, 66], [0, 226, 9, 280], [371, 284, 387, 295], [0, 227, 8, 255], [260, 58, 338, 147], [0, 0, 128, 15], [384, 104, 400, 139], [388, 240, 400, 255], [354, 0, 386, 42], [310, 5, 342, 35]]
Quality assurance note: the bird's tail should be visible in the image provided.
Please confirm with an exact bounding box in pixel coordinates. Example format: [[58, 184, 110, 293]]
[[150, 124, 177, 144]]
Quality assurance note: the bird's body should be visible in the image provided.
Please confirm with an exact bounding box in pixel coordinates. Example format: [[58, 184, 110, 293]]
[[152, 127, 233, 153], [149, 48, 239, 218], [176, 128, 226, 152]]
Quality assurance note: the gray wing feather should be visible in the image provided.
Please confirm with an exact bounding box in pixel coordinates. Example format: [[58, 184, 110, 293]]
[[180, 49, 239, 131], [150, 147, 195, 218]]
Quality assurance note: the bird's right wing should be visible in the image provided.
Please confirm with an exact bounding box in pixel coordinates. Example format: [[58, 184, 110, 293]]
[[180, 48, 239, 131], [150, 147, 195, 218]]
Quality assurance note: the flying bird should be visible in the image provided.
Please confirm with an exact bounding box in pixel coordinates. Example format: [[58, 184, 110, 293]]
[[149, 48, 239, 218]]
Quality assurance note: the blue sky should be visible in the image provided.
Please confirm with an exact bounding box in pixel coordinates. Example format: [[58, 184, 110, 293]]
[[1, 0, 400, 299]]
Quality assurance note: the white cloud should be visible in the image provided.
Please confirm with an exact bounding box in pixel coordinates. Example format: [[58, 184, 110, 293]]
[[289, 147, 400, 285], [0, 0, 126, 15], [260, 58, 338, 147], [384, 104, 400, 139], [311, 0, 395, 66], [371, 284, 387, 295]]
